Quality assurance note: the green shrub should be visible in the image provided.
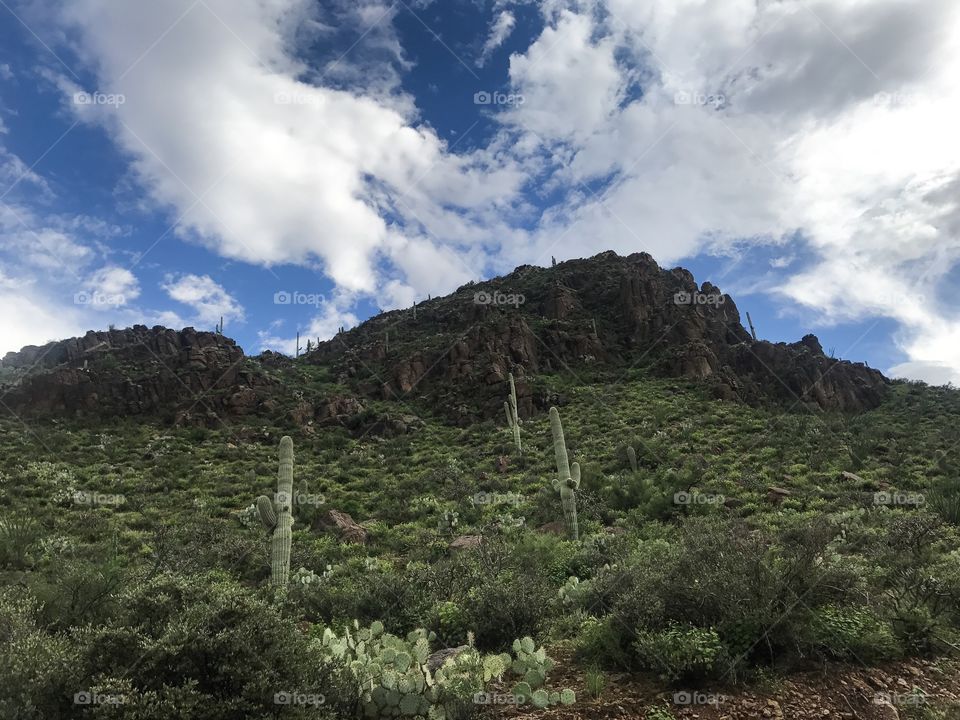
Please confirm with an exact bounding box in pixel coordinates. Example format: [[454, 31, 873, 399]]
[[803, 605, 900, 663], [430, 600, 469, 647], [0, 588, 79, 720], [463, 568, 548, 649], [574, 616, 632, 670], [633, 624, 725, 683], [0, 515, 43, 569], [69, 571, 351, 718]]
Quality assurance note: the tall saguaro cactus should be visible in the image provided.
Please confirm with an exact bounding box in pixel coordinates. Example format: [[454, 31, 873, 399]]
[[549, 407, 579, 540], [256, 436, 295, 585], [505, 373, 522, 452]]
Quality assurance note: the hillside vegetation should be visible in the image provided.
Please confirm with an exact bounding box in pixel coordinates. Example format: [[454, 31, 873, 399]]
[[2, 365, 960, 718]]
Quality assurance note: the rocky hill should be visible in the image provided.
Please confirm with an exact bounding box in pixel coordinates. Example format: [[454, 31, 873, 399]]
[[0, 326, 275, 422], [1, 251, 887, 422], [308, 251, 886, 416]]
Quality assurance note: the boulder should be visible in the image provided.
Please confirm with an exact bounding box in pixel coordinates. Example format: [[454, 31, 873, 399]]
[[449, 535, 483, 551], [316, 510, 368, 544]]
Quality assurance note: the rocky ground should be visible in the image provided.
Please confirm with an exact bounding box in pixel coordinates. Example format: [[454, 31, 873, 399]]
[[485, 651, 960, 719]]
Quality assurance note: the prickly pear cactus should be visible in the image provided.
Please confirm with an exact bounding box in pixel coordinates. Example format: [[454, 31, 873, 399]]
[[549, 407, 579, 541], [318, 621, 511, 719], [437, 510, 459, 533], [508, 637, 576, 708], [505, 373, 522, 452], [255, 435, 294, 585]]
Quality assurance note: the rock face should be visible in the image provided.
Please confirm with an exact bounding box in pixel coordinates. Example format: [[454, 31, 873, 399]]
[[1, 326, 272, 420], [306, 251, 887, 416], [0, 251, 889, 422]]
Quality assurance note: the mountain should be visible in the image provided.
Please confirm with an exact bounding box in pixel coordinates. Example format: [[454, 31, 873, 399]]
[[2, 253, 959, 719], [1, 251, 885, 423]]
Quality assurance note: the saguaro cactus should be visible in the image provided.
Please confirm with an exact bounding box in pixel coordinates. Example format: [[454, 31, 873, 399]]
[[627, 446, 637, 472], [256, 436, 295, 585], [505, 373, 522, 452], [549, 407, 579, 540]]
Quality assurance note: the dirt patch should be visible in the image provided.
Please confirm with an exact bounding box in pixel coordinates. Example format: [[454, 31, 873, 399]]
[[485, 650, 960, 719]]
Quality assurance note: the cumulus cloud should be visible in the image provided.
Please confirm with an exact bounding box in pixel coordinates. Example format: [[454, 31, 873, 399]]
[[506, 10, 626, 143], [257, 292, 359, 355], [47, 0, 524, 297], [10, 0, 959, 383], [161, 273, 244, 328], [499, 0, 960, 381], [77, 265, 140, 311]]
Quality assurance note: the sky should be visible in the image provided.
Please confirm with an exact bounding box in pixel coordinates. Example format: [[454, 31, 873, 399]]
[[0, 0, 958, 385]]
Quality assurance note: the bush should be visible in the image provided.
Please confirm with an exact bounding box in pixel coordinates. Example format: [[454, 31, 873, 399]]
[[462, 568, 548, 649], [633, 624, 726, 683], [67, 571, 351, 719], [573, 616, 632, 670], [802, 605, 900, 663], [0, 587, 79, 719], [0, 515, 43, 569]]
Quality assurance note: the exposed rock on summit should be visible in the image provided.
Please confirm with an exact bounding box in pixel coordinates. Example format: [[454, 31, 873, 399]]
[[1, 251, 888, 423], [1, 326, 272, 420]]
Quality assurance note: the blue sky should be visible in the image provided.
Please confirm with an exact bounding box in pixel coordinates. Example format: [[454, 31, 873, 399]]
[[0, 0, 959, 385]]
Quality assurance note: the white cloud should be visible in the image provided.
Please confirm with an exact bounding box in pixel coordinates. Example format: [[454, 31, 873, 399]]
[[48, 0, 523, 297], [506, 10, 626, 143], [0, 287, 87, 354], [499, 0, 960, 382], [8, 0, 958, 385], [0, 140, 213, 353], [257, 293, 359, 355], [80, 265, 140, 310], [889, 361, 960, 387], [162, 273, 244, 327], [478, 10, 516, 66]]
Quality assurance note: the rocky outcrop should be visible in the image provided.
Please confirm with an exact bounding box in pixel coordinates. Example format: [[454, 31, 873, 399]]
[[0, 251, 889, 422], [1, 325, 272, 420], [315, 510, 368, 544], [305, 251, 887, 415]]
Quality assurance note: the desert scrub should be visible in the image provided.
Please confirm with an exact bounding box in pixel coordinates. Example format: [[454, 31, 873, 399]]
[[633, 624, 726, 683]]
